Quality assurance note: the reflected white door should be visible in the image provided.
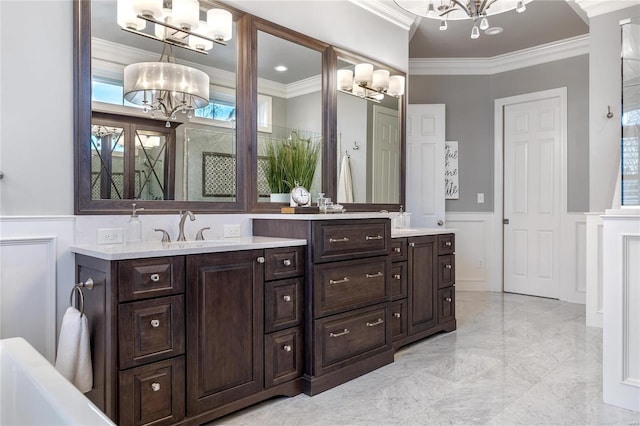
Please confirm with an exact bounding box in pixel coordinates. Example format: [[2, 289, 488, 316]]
[[372, 105, 400, 203], [504, 97, 561, 298], [406, 104, 445, 228]]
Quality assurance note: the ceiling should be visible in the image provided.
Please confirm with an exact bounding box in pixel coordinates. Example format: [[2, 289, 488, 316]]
[[395, 0, 590, 58]]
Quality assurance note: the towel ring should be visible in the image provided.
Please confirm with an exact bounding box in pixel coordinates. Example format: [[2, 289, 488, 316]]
[[70, 286, 85, 317]]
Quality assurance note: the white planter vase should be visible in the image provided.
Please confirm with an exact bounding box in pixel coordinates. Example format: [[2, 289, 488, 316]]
[[270, 193, 290, 203]]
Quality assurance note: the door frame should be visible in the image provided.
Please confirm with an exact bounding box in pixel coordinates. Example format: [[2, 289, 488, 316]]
[[493, 87, 568, 293]]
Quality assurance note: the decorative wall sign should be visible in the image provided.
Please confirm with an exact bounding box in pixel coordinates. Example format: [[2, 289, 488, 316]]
[[445, 141, 459, 200]]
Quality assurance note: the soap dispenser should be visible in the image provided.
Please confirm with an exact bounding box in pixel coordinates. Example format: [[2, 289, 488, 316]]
[[126, 203, 144, 243]]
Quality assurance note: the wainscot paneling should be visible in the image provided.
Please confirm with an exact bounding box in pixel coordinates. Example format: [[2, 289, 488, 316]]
[[586, 213, 604, 327], [0, 216, 76, 362], [560, 213, 587, 304]]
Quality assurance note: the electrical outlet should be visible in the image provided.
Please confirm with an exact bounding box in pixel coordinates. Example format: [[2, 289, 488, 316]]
[[477, 193, 485, 204], [223, 224, 241, 238], [97, 228, 124, 244], [478, 259, 484, 269]]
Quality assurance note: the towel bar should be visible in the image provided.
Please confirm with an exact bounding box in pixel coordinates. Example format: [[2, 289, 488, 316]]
[[69, 278, 95, 317]]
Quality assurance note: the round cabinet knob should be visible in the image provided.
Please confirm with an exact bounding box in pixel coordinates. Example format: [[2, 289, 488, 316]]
[[393, 274, 401, 280], [445, 297, 452, 303], [394, 247, 401, 253], [151, 382, 161, 392], [283, 345, 292, 352], [283, 295, 291, 302], [445, 264, 452, 269], [150, 319, 160, 328], [445, 241, 452, 247], [283, 259, 292, 266], [393, 312, 401, 318], [257, 256, 265, 264], [150, 274, 160, 282]]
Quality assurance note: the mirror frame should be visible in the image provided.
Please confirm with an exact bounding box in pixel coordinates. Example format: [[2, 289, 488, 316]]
[[73, 0, 405, 214]]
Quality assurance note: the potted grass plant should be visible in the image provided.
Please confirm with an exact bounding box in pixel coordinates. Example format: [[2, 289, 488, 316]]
[[265, 131, 321, 202]]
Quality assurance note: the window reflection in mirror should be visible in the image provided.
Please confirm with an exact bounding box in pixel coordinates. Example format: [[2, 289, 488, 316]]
[[621, 16, 640, 206], [336, 58, 401, 204], [89, 0, 238, 204], [256, 30, 323, 203]]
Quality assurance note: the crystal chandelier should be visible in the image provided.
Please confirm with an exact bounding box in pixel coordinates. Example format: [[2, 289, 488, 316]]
[[394, 0, 531, 39], [123, 43, 210, 127]]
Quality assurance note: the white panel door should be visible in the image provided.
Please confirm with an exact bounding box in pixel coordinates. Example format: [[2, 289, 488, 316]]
[[406, 104, 445, 228], [504, 97, 561, 298], [372, 105, 400, 203]]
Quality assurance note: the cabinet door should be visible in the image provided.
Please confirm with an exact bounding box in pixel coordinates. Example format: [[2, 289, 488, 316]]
[[407, 236, 437, 335], [186, 250, 264, 415], [438, 287, 455, 325]]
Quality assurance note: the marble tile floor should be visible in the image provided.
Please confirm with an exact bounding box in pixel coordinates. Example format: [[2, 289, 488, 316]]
[[211, 292, 640, 426]]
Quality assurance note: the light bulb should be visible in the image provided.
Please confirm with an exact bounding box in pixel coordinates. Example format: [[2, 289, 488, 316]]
[[516, 0, 526, 13], [372, 69, 390, 91], [480, 17, 489, 30], [471, 25, 480, 39], [133, 0, 163, 19], [207, 9, 233, 42], [172, 0, 200, 31], [337, 69, 354, 91], [388, 75, 405, 97], [117, 0, 146, 31], [354, 63, 373, 86], [439, 19, 447, 31], [427, 1, 435, 17]]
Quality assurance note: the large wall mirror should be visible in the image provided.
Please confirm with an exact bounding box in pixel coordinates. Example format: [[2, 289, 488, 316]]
[[76, 0, 245, 213], [74, 1, 405, 214]]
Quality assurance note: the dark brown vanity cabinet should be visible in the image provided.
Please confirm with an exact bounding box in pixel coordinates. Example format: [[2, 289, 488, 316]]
[[75, 246, 304, 426], [253, 218, 394, 396], [391, 233, 456, 349]]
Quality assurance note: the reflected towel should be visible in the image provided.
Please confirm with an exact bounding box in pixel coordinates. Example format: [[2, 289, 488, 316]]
[[337, 155, 354, 203], [55, 306, 93, 393]]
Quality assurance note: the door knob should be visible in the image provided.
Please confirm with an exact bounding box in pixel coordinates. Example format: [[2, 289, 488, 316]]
[[437, 220, 444, 226]]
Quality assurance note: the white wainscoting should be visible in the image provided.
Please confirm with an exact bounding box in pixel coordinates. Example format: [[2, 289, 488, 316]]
[[446, 211, 587, 301], [0, 216, 76, 363], [445, 212, 497, 292], [586, 213, 605, 327]]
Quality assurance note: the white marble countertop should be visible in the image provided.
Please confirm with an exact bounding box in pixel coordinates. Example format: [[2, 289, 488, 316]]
[[250, 212, 393, 220], [70, 236, 307, 261], [391, 228, 456, 238]]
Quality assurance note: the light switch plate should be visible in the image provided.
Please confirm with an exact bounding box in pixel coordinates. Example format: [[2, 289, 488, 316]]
[[477, 193, 485, 204]]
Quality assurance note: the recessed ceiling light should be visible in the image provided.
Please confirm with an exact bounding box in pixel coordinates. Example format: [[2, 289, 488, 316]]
[[274, 65, 288, 72], [485, 27, 503, 35]]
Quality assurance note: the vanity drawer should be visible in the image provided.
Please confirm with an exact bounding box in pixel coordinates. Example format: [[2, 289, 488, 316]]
[[265, 277, 303, 333], [438, 254, 455, 288], [264, 246, 304, 281], [264, 327, 303, 388], [391, 238, 407, 262], [119, 295, 185, 369], [314, 257, 390, 318], [390, 262, 407, 300], [315, 304, 389, 373], [119, 356, 185, 426], [118, 256, 185, 302], [438, 234, 455, 255], [390, 300, 407, 342], [313, 220, 390, 263], [438, 287, 455, 324]]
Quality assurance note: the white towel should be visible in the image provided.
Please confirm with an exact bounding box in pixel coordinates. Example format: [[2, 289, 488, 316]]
[[337, 155, 354, 203], [55, 306, 93, 393]]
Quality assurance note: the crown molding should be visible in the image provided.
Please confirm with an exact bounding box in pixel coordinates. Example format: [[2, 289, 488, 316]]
[[573, 0, 640, 17], [348, 0, 415, 31], [409, 34, 589, 76]]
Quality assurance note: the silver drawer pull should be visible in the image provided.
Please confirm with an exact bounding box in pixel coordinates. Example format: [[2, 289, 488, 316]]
[[150, 319, 160, 328], [393, 313, 401, 318], [445, 297, 452, 303], [366, 235, 383, 240], [329, 328, 350, 338], [445, 241, 452, 247], [150, 274, 160, 282], [366, 272, 383, 278], [283, 345, 292, 352], [151, 382, 161, 392], [283, 259, 292, 266], [393, 247, 401, 253], [393, 274, 401, 280], [409, 242, 415, 247], [257, 256, 265, 263], [366, 318, 384, 327], [445, 264, 452, 269], [283, 295, 291, 302], [329, 237, 350, 243], [329, 277, 350, 285]]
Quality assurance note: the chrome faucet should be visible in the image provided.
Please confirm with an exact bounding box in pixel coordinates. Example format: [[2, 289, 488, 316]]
[[177, 211, 196, 241]]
